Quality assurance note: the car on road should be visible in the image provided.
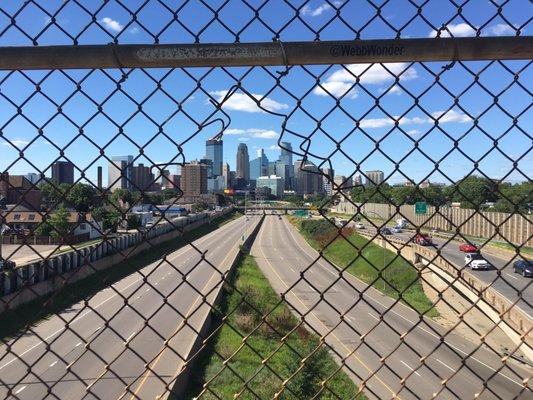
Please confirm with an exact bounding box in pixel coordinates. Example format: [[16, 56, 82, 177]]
[[354, 222, 365, 229], [459, 242, 478, 253], [392, 226, 402, 233], [414, 234, 432, 246], [380, 227, 392, 235], [513, 260, 533, 277], [278, 216, 282, 220], [464, 253, 490, 270]]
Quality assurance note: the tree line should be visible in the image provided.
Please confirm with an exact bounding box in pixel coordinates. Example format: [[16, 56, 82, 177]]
[[348, 176, 531, 213]]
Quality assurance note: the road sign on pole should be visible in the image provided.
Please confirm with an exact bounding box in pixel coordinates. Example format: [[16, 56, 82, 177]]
[[415, 201, 427, 214]]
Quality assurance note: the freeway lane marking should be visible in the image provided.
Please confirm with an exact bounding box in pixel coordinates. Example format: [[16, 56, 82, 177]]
[[49, 360, 58, 367], [259, 219, 402, 399], [279, 217, 526, 389], [124, 331, 136, 344], [436, 358, 455, 372], [506, 273, 518, 280], [14, 386, 26, 394], [368, 312, 379, 321], [0, 216, 244, 372], [400, 360, 421, 377], [127, 218, 256, 400]]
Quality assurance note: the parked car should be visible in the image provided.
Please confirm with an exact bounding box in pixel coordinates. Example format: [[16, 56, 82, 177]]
[[392, 226, 402, 233], [414, 234, 432, 246], [513, 260, 533, 277], [464, 253, 490, 270], [354, 223, 365, 229], [459, 242, 478, 253], [380, 227, 392, 235]]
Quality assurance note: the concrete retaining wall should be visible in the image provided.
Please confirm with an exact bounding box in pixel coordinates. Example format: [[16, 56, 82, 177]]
[[334, 201, 532, 247], [0, 208, 234, 314]]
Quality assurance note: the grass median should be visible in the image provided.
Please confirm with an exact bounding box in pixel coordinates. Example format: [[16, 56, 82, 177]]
[[288, 217, 438, 318], [185, 253, 364, 399], [0, 211, 242, 340]]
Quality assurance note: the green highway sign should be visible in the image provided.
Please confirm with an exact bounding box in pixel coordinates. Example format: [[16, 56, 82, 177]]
[[415, 201, 427, 215]]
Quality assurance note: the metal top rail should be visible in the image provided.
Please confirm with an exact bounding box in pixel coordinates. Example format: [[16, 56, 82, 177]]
[[0, 37, 531, 70]]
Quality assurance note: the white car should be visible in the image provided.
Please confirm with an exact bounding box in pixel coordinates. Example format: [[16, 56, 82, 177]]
[[392, 226, 402, 233], [355, 223, 365, 229], [464, 253, 490, 270]]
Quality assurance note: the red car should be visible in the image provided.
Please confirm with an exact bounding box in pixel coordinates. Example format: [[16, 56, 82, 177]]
[[414, 234, 432, 246], [459, 243, 478, 253]]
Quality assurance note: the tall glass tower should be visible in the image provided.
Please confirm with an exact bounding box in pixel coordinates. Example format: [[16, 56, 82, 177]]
[[206, 138, 223, 177]]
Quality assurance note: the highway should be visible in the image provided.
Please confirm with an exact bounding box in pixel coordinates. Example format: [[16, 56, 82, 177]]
[[251, 215, 532, 400], [352, 223, 532, 312], [0, 215, 259, 400]]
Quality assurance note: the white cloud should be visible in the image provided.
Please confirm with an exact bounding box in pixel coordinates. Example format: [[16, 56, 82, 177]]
[[237, 137, 250, 142], [301, 3, 332, 17], [488, 23, 515, 36], [1, 139, 30, 147], [430, 109, 472, 123], [313, 63, 417, 98], [268, 144, 281, 150], [380, 85, 402, 95], [358, 109, 471, 129], [429, 23, 476, 38], [406, 129, 421, 136], [226, 128, 279, 139], [210, 90, 289, 113], [128, 26, 140, 34], [100, 17, 124, 33]]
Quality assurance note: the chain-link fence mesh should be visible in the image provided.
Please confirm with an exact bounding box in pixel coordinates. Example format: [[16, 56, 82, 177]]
[[0, 1, 531, 399]]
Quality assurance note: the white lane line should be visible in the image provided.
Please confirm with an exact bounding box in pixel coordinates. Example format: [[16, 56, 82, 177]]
[[436, 358, 455, 372], [367, 312, 379, 321], [400, 360, 421, 377], [505, 273, 518, 280], [49, 360, 58, 367], [124, 331, 136, 344], [0, 215, 244, 371], [75, 342, 82, 348], [14, 386, 27, 394], [279, 218, 525, 388]]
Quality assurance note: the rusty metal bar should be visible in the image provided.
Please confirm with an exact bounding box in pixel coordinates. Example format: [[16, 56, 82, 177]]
[[0, 37, 531, 70]]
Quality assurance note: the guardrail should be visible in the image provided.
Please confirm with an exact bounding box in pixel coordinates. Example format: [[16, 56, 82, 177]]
[[0, 208, 234, 314]]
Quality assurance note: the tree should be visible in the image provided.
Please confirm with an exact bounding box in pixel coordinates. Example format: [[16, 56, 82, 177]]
[[39, 181, 69, 209], [111, 188, 133, 208], [92, 206, 121, 231], [36, 206, 70, 238], [66, 183, 96, 213], [450, 176, 499, 208]]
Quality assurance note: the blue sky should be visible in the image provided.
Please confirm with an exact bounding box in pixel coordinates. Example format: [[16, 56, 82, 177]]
[[0, 0, 531, 187]]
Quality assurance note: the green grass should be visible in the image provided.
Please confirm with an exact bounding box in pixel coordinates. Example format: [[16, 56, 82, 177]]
[[184, 254, 364, 400], [289, 217, 438, 318], [0, 211, 242, 341]]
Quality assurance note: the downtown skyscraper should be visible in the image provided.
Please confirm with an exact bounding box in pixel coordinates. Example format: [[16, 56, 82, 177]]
[[206, 138, 223, 177]]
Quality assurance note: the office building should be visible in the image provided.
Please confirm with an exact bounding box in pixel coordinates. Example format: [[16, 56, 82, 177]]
[[250, 148, 268, 181], [365, 170, 385, 186], [162, 174, 180, 190], [181, 161, 208, 196], [0, 172, 42, 210], [132, 163, 153, 191], [199, 158, 213, 179], [275, 160, 291, 189], [108, 156, 134, 191], [236, 143, 250, 183], [280, 142, 293, 176], [25, 173, 40, 185], [322, 168, 334, 196], [256, 175, 285, 198], [52, 160, 74, 185], [294, 160, 323, 196], [354, 174, 363, 186], [206, 138, 223, 177], [222, 163, 231, 189]]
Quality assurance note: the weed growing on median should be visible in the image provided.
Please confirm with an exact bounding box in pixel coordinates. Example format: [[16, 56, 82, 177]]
[[184, 254, 364, 399], [290, 217, 438, 317]]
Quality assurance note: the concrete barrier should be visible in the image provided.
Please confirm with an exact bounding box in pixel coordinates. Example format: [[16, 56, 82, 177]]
[[166, 214, 265, 400], [0, 207, 234, 313]]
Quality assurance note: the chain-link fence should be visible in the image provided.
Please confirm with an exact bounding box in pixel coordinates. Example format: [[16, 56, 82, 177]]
[[0, 1, 531, 399]]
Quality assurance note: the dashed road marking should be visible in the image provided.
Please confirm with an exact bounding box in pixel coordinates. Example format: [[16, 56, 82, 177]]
[[400, 360, 421, 376], [14, 386, 26, 394]]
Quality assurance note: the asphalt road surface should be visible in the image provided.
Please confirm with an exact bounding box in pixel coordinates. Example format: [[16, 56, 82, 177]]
[[251, 216, 532, 400], [0, 215, 258, 400], [353, 223, 532, 314]]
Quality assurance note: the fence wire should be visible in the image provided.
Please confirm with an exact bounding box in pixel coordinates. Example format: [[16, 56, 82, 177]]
[[0, 1, 532, 399]]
